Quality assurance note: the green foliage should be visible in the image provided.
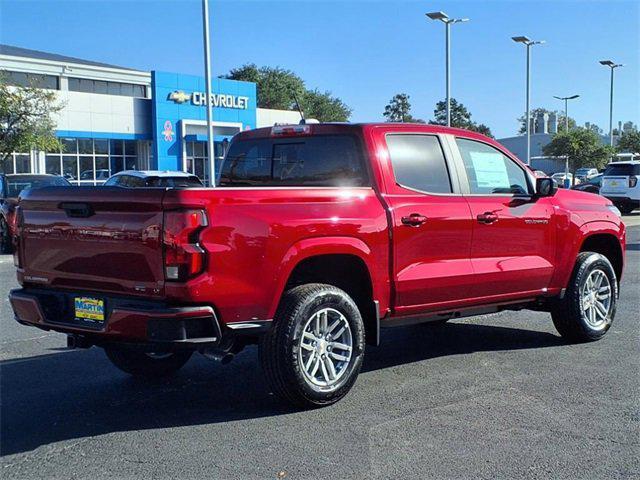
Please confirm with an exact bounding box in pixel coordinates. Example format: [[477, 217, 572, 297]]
[[0, 76, 63, 162], [302, 89, 352, 123], [224, 64, 351, 122], [429, 98, 494, 138], [383, 93, 424, 123], [517, 107, 577, 134], [617, 129, 640, 154], [542, 128, 615, 170]]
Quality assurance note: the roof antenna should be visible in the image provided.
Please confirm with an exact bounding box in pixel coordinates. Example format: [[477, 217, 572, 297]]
[[291, 90, 305, 124]]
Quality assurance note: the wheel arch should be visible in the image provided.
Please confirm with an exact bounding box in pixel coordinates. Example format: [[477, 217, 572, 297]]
[[269, 237, 381, 345]]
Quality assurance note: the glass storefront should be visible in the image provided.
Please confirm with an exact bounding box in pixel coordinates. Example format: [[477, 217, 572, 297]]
[[1, 153, 31, 174], [45, 138, 138, 185], [185, 141, 225, 185]]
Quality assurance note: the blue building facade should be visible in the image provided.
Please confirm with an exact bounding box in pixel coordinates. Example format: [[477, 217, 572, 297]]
[[151, 71, 257, 183]]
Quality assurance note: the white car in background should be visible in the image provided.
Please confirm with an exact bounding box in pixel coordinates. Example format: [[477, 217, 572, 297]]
[[600, 161, 640, 214], [575, 167, 599, 183], [551, 172, 573, 188]]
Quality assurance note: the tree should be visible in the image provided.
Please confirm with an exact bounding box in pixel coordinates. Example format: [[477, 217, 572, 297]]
[[617, 129, 640, 154], [0, 76, 63, 169], [542, 128, 615, 171], [302, 89, 351, 122], [224, 64, 351, 121], [225, 63, 305, 110], [517, 107, 576, 134], [383, 93, 424, 123], [430, 98, 494, 137]]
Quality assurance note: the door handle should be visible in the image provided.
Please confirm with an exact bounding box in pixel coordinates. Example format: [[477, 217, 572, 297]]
[[401, 213, 428, 227], [476, 212, 498, 224]]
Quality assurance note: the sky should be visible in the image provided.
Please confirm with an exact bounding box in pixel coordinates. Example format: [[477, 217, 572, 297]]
[[0, 0, 638, 139]]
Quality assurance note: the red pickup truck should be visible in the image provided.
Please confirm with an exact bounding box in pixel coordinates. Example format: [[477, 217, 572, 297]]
[[9, 123, 625, 407]]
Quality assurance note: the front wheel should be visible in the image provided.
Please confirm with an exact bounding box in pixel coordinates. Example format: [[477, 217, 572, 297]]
[[619, 204, 636, 215], [104, 347, 193, 378], [259, 284, 365, 408], [551, 252, 618, 342]]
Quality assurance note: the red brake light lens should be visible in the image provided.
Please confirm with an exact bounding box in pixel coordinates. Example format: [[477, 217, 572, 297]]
[[163, 210, 208, 281], [271, 124, 311, 137]]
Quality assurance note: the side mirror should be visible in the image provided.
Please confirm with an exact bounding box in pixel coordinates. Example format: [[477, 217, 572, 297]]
[[536, 177, 557, 197]]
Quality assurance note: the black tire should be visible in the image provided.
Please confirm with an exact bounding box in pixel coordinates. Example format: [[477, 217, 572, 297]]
[[551, 251, 618, 342], [104, 347, 193, 378], [620, 204, 636, 215], [259, 283, 365, 408], [0, 217, 12, 254]]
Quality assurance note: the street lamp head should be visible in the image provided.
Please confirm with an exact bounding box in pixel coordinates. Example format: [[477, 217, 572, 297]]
[[600, 60, 624, 68], [568, 94, 580, 100], [426, 11, 449, 21], [512, 36, 545, 46]]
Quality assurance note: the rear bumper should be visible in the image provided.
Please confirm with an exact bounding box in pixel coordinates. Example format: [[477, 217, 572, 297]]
[[9, 288, 223, 348], [603, 195, 640, 207]]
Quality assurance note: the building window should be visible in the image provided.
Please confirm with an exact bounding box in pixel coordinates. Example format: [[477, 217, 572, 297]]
[[1, 70, 59, 90], [68, 77, 146, 98], [185, 141, 225, 185], [1, 153, 32, 174], [45, 138, 138, 185]]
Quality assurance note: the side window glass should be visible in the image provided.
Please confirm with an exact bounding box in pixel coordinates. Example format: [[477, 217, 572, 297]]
[[456, 138, 530, 195], [386, 134, 452, 193]]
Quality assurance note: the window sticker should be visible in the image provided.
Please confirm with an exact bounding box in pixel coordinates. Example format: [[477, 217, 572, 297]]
[[469, 151, 509, 190]]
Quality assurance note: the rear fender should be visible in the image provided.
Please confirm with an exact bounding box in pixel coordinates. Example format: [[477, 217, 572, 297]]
[[268, 236, 379, 319]]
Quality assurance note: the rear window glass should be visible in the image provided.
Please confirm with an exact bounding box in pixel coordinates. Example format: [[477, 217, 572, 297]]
[[146, 177, 203, 188], [604, 164, 640, 176], [7, 176, 69, 197], [219, 135, 368, 187]]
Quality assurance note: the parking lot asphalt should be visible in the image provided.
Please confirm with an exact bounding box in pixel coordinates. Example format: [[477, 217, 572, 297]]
[[1, 216, 639, 480]]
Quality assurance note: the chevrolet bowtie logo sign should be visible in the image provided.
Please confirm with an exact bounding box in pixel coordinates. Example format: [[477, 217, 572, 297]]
[[167, 90, 249, 110], [168, 91, 190, 103]]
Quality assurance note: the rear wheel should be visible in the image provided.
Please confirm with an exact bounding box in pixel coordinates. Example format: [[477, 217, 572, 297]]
[[104, 347, 193, 378], [551, 252, 617, 342], [0, 218, 12, 254], [259, 284, 365, 408]]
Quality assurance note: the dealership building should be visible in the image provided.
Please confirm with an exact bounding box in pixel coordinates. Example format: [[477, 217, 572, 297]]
[[0, 44, 300, 184]]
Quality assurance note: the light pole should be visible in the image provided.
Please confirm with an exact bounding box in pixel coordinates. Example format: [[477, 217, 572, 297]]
[[599, 60, 624, 147], [512, 36, 545, 165], [202, 0, 216, 186], [426, 11, 469, 127], [553, 94, 579, 131]]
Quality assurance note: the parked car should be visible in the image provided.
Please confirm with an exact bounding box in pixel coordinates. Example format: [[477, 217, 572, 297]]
[[104, 170, 204, 188], [526, 166, 548, 178], [80, 169, 110, 184], [0, 173, 70, 253], [600, 160, 640, 214], [551, 172, 573, 187], [572, 174, 603, 194], [10, 123, 625, 407], [575, 167, 599, 183]]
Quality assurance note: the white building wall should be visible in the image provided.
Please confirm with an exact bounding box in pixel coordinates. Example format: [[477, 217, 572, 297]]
[[256, 108, 303, 127], [53, 91, 151, 136]]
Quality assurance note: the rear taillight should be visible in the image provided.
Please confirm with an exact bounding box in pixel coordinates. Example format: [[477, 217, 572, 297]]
[[629, 177, 638, 188], [13, 207, 22, 268], [163, 210, 208, 281]]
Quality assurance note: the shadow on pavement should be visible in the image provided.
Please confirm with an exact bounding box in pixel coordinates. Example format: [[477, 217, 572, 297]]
[[1, 321, 563, 456]]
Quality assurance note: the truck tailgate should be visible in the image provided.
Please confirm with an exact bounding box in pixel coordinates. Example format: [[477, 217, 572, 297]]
[[17, 187, 166, 298]]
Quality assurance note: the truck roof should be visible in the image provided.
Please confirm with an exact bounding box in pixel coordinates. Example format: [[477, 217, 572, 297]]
[[235, 122, 481, 141]]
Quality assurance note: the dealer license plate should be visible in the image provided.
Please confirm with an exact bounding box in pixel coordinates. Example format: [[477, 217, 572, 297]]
[[74, 297, 105, 322]]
